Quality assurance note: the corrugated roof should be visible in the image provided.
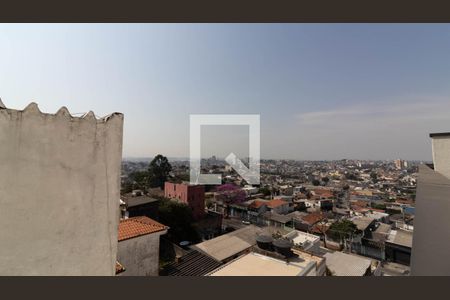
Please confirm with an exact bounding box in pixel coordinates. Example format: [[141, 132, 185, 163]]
[[249, 200, 268, 209], [267, 198, 288, 208], [162, 250, 222, 276], [301, 212, 325, 225]]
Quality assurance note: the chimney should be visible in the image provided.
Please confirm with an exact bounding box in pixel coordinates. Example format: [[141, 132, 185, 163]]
[[430, 132, 450, 179]]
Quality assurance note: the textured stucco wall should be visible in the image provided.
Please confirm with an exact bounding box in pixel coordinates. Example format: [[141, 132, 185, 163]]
[[117, 231, 165, 276], [0, 103, 123, 275], [431, 136, 450, 179]]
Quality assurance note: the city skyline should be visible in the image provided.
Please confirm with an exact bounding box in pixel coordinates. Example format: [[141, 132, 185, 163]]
[[2, 24, 450, 160]]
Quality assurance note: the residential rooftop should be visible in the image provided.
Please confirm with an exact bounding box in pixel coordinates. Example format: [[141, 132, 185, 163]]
[[285, 230, 320, 247], [324, 252, 372, 276], [263, 211, 292, 224], [121, 194, 159, 207], [351, 216, 376, 231], [161, 250, 222, 276], [191, 225, 262, 261], [387, 229, 413, 248], [267, 198, 288, 208], [118, 216, 167, 241], [208, 252, 317, 276]]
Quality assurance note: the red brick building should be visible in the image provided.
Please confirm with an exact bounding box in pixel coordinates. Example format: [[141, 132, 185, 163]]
[[164, 182, 206, 220]]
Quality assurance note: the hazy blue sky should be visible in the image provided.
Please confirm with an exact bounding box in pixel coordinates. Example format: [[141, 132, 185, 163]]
[[1, 24, 450, 161]]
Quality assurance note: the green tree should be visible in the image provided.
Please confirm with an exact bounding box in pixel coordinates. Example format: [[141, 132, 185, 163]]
[[370, 172, 378, 183], [129, 170, 149, 190], [259, 186, 271, 197], [157, 198, 200, 243], [215, 184, 246, 218], [148, 154, 172, 189], [371, 202, 386, 210], [327, 219, 360, 247], [312, 179, 321, 186]]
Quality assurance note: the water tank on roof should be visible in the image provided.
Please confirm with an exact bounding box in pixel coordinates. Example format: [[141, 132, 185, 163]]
[[256, 235, 274, 251], [273, 238, 294, 258]]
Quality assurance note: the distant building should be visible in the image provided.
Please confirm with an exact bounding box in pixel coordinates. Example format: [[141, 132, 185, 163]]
[[267, 198, 290, 214], [117, 216, 168, 276], [411, 132, 450, 275], [279, 185, 294, 196], [284, 230, 321, 254], [395, 159, 405, 170], [294, 212, 327, 233], [193, 211, 223, 240], [385, 229, 413, 266], [164, 182, 206, 220], [242, 185, 258, 197], [247, 199, 269, 224], [120, 192, 159, 220]]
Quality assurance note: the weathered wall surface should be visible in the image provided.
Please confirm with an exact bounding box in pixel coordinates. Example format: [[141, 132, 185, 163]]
[[164, 182, 205, 220], [411, 165, 450, 275], [117, 232, 164, 276], [0, 103, 123, 275], [431, 136, 450, 179]]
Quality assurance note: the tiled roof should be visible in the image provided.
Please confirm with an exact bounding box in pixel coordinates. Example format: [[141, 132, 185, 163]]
[[301, 212, 325, 225], [249, 200, 267, 209], [310, 223, 329, 234], [351, 205, 366, 213], [268, 198, 288, 208], [118, 216, 167, 241], [312, 189, 334, 198], [352, 200, 369, 207], [268, 199, 287, 208]]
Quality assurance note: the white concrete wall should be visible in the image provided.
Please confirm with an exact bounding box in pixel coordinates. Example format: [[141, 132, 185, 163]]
[[117, 231, 165, 276], [431, 136, 450, 179], [0, 103, 123, 275]]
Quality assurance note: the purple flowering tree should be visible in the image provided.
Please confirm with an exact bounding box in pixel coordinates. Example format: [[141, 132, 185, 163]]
[[215, 183, 247, 218]]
